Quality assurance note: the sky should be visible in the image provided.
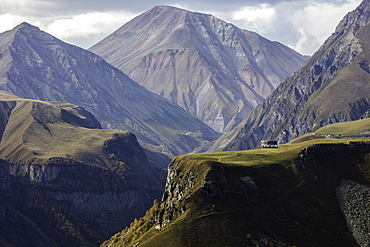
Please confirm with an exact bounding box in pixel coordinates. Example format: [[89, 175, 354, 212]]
[[0, 0, 363, 55]]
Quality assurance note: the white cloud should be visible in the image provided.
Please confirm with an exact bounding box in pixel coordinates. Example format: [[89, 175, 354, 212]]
[[45, 12, 135, 39], [232, 4, 278, 34], [0, 0, 364, 54], [231, 0, 361, 54], [0, 14, 25, 32], [0, 0, 52, 33], [294, 27, 319, 55], [0, 13, 44, 33], [0, 0, 53, 15], [290, 0, 361, 52]]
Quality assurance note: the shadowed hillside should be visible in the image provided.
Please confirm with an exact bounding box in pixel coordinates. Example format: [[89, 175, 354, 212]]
[[0, 91, 165, 247]]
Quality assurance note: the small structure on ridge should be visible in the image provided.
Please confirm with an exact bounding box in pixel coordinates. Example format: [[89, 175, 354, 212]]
[[260, 140, 278, 148]]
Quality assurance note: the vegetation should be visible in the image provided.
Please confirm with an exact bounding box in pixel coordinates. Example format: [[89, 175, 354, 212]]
[[0, 94, 165, 246], [292, 118, 370, 143], [103, 119, 370, 247], [314, 118, 370, 135]]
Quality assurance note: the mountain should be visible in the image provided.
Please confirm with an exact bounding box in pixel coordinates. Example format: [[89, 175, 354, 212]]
[[89, 6, 307, 133], [209, 0, 370, 152], [0, 22, 220, 165], [0, 90, 165, 246], [101, 120, 370, 246]]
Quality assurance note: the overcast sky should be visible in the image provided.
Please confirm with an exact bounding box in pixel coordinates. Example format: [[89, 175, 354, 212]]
[[0, 0, 362, 55]]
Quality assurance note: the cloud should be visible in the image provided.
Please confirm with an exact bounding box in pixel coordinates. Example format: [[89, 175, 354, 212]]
[[46, 12, 135, 39], [0, 0, 53, 16], [232, 4, 278, 34], [0, 0, 364, 54], [41, 11, 136, 48], [0, 14, 26, 32], [230, 0, 361, 54], [0, 0, 48, 33]]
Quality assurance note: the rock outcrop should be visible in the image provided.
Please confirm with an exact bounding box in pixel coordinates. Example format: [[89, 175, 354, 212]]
[[90, 6, 307, 133]]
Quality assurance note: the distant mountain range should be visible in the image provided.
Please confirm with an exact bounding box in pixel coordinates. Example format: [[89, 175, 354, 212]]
[[90, 6, 307, 133], [2, 1, 370, 246], [209, 0, 370, 152], [0, 22, 220, 165]]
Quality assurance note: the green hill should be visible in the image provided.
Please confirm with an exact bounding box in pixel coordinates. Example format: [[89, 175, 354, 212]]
[[291, 118, 370, 144], [103, 119, 370, 247]]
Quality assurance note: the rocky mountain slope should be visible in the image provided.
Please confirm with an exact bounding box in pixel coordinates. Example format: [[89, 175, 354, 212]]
[[0, 23, 220, 165], [90, 6, 307, 133], [102, 119, 370, 246], [0, 90, 166, 246], [209, 0, 370, 152]]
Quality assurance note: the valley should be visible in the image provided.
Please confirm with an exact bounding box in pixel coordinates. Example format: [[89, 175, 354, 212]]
[[0, 0, 369, 246]]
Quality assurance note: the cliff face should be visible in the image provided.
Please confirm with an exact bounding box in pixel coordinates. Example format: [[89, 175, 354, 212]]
[[0, 91, 166, 247], [0, 23, 220, 164], [210, 0, 370, 151], [90, 6, 307, 133], [104, 141, 370, 247]]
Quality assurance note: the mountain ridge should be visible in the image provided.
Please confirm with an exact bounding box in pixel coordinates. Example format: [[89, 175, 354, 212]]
[[0, 22, 220, 164], [209, 0, 370, 152], [90, 5, 307, 132]]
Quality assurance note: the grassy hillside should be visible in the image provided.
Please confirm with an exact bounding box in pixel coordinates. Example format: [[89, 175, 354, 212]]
[[0, 92, 166, 246], [103, 119, 370, 247], [291, 118, 370, 143], [0, 94, 133, 168]]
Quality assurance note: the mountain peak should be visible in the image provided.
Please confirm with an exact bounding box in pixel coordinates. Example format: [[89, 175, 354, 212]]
[[90, 6, 307, 133], [149, 5, 185, 12], [0, 21, 67, 54], [12, 22, 41, 33], [0, 22, 221, 162]]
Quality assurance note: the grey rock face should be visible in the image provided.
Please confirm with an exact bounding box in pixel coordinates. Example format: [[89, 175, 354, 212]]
[[90, 6, 307, 133], [212, 0, 370, 151], [6, 160, 163, 233]]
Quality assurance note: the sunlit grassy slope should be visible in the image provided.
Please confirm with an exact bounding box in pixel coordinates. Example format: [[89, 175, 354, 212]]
[[0, 91, 131, 166], [291, 118, 370, 144], [185, 118, 370, 167], [103, 118, 370, 247]]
